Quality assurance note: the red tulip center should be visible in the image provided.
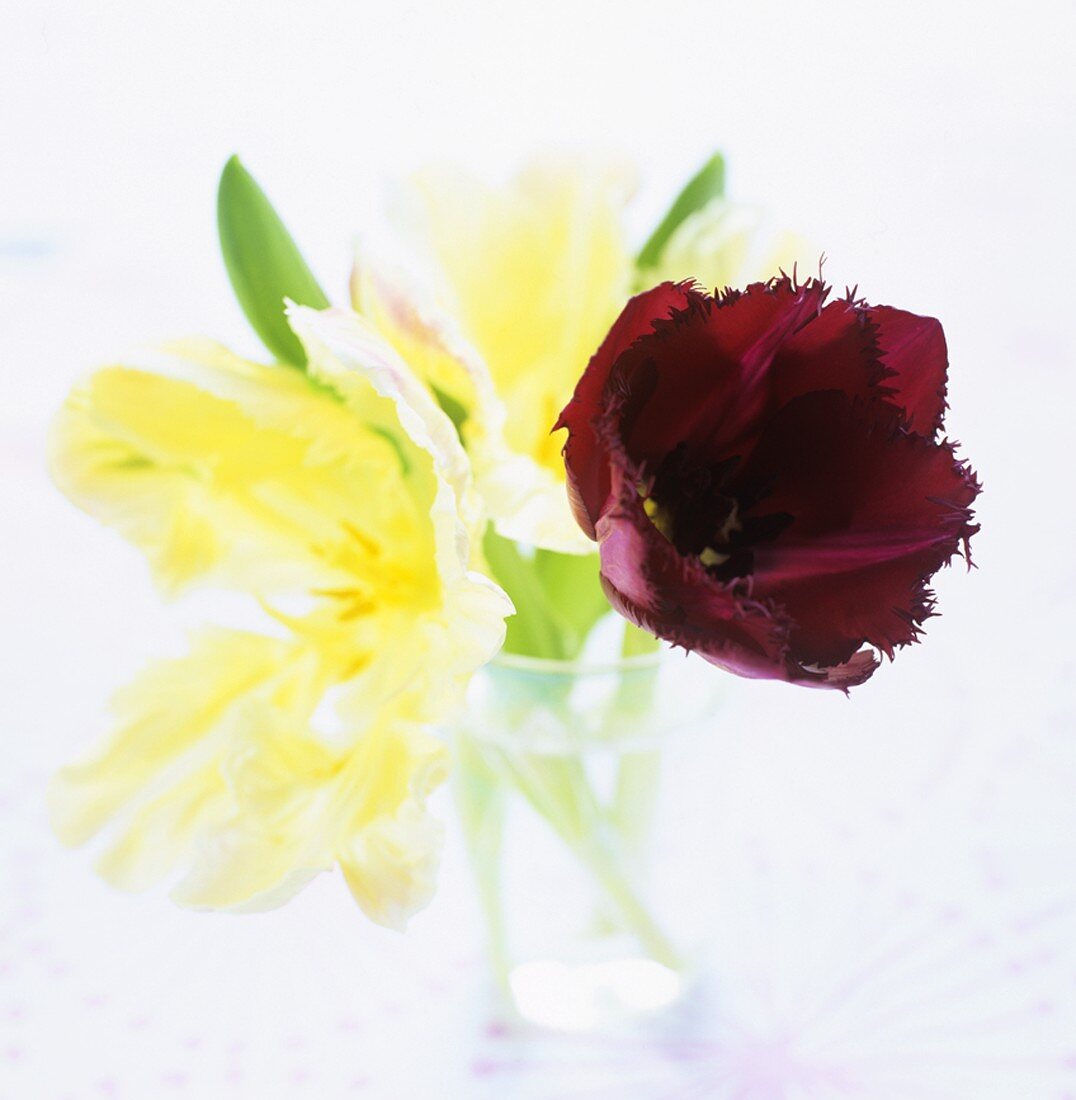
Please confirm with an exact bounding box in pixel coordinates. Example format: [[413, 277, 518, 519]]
[[642, 442, 792, 583]]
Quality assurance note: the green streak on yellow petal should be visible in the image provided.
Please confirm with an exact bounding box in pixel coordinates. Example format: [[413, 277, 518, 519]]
[[354, 199, 607, 553]]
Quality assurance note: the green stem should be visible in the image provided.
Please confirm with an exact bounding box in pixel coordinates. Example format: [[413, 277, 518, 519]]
[[580, 839, 680, 971], [453, 734, 510, 988], [609, 622, 663, 856], [461, 538, 680, 977], [610, 749, 662, 856], [489, 742, 681, 971]]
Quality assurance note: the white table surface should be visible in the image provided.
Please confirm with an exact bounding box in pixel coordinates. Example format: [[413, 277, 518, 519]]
[[2, 2, 1075, 1096]]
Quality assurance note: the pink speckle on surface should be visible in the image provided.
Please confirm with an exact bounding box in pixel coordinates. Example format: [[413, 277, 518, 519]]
[[471, 1058, 500, 1078]]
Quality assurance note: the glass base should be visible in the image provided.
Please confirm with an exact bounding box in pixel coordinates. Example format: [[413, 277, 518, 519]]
[[456, 641, 721, 1037], [508, 954, 684, 1032]]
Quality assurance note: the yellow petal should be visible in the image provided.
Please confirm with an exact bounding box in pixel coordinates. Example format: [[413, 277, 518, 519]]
[[172, 704, 449, 929], [153, 338, 404, 474], [289, 304, 476, 542], [288, 305, 513, 718], [339, 798, 444, 931], [169, 701, 340, 911], [49, 629, 287, 850], [353, 255, 593, 554], [94, 760, 229, 892], [337, 722, 449, 930], [351, 255, 482, 431], [388, 158, 634, 548], [48, 349, 409, 596]]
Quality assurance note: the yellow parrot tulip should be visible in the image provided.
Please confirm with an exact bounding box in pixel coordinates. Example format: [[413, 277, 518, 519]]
[[353, 158, 632, 553], [48, 305, 512, 925]]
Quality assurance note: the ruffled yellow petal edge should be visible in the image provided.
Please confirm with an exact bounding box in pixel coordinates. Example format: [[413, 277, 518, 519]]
[[48, 628, 294, 892], [50, 629, 451, 927], [288, 303, 515, 705], [46, 340, 407, 598], [352, 255, 594, 554], [170, 688, 451, 929]]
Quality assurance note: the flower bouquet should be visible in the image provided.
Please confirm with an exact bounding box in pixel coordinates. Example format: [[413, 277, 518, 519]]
[[49, 153, 979, 1028]]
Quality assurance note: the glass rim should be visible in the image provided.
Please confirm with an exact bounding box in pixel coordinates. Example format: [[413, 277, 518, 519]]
[[490, 645, 666, 676]]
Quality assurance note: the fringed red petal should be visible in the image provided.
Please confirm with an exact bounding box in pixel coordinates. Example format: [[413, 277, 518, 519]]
[[557, 281, 699, 537], [616, 278, 828, 469], [557, 275, 979, 691], [868, 304, 949, 437], [729, 391, 979, 666]]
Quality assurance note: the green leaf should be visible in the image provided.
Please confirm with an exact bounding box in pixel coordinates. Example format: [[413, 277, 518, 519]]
[[217, 155, 330, 367], [482, 527, 567, 660], [636, 152, 726, 270], [483, 534, 619, 661], [533, 548, 611, 653], [452, 732, 509, 980]]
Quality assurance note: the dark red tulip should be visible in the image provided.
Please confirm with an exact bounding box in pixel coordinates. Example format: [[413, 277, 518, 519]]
[[556, 277, 979, 689]]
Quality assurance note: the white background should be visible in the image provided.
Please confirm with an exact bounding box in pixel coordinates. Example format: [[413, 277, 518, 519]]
[[2, 2, 1075, 1097]]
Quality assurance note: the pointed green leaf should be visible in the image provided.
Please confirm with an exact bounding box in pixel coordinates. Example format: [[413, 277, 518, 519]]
[[636, 152, 726, 270], [217, 155, 330, 367]]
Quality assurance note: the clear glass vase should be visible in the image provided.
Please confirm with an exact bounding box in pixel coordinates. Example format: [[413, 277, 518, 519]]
[[453, 626, 721, 1032]]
